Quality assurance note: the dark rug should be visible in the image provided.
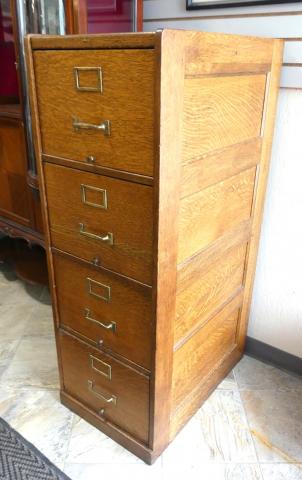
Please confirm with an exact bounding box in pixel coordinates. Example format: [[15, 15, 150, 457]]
[[0, 418, 71, 480]]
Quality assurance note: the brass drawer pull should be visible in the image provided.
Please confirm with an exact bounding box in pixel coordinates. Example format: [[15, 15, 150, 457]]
[[73, 117, 111, 136], [85, 308, 116, 332], [89, 354, 112, 379], [74, 67, 103, 93], [80, 184, 108, 210], [79, 223, 114, 245], [87, 277, 111, 302], [87, 380, 117, 405]]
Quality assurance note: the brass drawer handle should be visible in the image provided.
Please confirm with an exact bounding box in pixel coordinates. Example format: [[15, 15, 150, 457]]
[[73, 117, 111, 136], [74, 67, 103, 93], [89, 354, 112, 380], [85, 308, 116, 332], [79, 223, 114, 245], [87, 278, 111, 302], [87, 380, 117, 405], [81, 184, 108, 210]]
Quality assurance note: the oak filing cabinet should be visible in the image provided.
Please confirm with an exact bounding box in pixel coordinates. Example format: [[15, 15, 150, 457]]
[[25, 30, 283, 463]]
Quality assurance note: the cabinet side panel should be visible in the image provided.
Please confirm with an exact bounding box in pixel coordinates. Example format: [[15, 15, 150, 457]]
[[150, 30, 186, 458], [171, 32, 283, 439]]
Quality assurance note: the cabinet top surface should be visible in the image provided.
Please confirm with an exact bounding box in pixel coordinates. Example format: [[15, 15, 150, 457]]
[[27, 29, 276, 51]]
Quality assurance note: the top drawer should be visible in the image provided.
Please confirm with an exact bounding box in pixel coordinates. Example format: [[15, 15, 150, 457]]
[[33, 49, 155, 176]]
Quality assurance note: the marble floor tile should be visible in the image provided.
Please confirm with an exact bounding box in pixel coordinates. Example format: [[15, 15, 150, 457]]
[[39, 287, 52, 306], [23, 304, 55, 337], [235, 356, 302, 391], [0, 268, 44, 307], [241, 389, 302, 463], [217, 370, 238, 390], [162, 463, 263, 480], [163, 389, 257, 466], [66, 416, 143, 464], [64, 462, 163, 480], [261, 464, 302, 480], [0, 338, 20, 377], [1, 335, 59, 389], [0, 303, 34, 339], [0, 386, 74, 467]]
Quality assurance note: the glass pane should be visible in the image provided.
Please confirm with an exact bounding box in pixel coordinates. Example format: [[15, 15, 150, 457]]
[[25, 0, 65, 35], [0, 0, 19, 101], [87, 0, 134, 33]]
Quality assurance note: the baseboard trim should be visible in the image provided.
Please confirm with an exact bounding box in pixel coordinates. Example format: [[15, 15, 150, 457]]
[[245, 336, 302, 377]]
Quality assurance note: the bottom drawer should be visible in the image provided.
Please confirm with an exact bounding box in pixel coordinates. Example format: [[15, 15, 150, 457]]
[[59, 330, 150, 444]]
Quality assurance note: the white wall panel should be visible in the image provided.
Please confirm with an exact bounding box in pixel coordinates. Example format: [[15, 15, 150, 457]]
[[144, 16, 302, 39], [248, 89, 302, 358], [144, 0, 302, 18]]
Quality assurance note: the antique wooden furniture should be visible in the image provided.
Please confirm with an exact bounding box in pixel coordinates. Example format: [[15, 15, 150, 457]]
[[0, 0, 142, 282], [0, 0, 44, 246], [26, 30, 283, 463]]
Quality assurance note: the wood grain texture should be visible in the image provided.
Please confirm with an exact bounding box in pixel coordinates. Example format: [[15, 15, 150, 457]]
[[172, 299, 241, 409], [175, 243, 247, 346], [0, 118, 31, 226], [54, 252, 153, 370], [181, 138, 262, 199], [34, 49, 155, 176], [42, 154, 153, 187], [178, 168, 257, 264], [44, 163, 153, 284], [169, 347, 243, 441], [61, 391, 154, 463], [237, 40, 285, 351], [25, 30, 283, 464], [182, 74, 266, 163], [149, 29, 186, 457], [184, 31, 273, 76], [59, 329, 150, 444], [29, 33, 156, 50]]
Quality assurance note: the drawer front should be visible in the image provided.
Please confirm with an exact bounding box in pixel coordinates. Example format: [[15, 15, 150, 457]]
[[54, 253, 153, 369], [59, 331, 150, 444], [45, 163, 153, 284], [34, 49, 155, 176]]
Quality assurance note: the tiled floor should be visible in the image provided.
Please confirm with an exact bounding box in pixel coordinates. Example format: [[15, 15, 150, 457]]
[[0, 262, 302, 480]]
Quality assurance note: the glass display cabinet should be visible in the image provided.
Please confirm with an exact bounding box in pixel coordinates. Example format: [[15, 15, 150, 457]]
[[0, 0, 142, 283]]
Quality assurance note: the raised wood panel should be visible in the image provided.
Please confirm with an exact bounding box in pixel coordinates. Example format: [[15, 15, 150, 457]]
[[0, 119, 31, 225], [172, 298, 241, 409], [59, 330, 150, 443], [175, 243, 247, 346], [169, 347, 242, 441], [184, 32, 273, 75], [34, 49, 155, 176], [182, 74, 266, 163], [44, 163, 153, 285], [181, 138, 262, 199], [54, 252, 153, 370], [178, 167, 256, 264]]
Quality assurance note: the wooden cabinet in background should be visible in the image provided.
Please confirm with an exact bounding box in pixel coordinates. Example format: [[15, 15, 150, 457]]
[[26, 30, 283, 463], [0, 0, 143, 282]]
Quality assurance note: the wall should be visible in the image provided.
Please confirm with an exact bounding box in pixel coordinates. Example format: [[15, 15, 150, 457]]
[[143, 0, 302, 358]]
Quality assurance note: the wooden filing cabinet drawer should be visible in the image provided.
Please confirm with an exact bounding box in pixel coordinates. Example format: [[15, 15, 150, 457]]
[[59, 330, 150, 444], [44, 163, 153, 284], [54, 253, 153, 369], [34, 49, 155, 176]]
